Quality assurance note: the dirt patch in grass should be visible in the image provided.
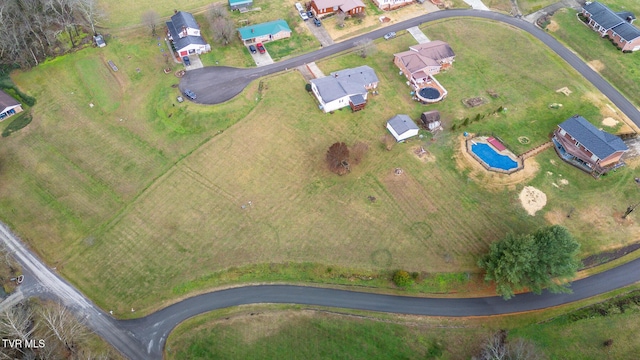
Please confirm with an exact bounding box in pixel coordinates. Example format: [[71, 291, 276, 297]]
[[546, 19, 559, 32], [602, 117, 619, 127], [587, 59, 605, 73], [519, 186, 547, 216]]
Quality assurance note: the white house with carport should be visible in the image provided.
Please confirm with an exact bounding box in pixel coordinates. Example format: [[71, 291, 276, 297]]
[[386, 114, 419, 142], [310, 65, 379, 113], [0, 90, 23, 121], [166, 11, 211, 56]]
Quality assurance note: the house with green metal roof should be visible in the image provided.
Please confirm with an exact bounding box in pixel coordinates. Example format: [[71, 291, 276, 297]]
[[237, 20, 292, 44], [229, 0, 253, 10]]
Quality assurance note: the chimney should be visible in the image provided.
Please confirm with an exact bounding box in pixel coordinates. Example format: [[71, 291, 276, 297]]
[[174, 9, 178, 14]]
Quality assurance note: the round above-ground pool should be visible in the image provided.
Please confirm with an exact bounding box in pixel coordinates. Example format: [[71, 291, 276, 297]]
[[418, 87, 441, 101], [471, 143, 518, 171]]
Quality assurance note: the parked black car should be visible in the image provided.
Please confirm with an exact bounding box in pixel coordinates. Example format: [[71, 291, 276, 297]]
[[249, 44, 257, 54], [313, 17, 321, 27], [182, 56, 191, 66]]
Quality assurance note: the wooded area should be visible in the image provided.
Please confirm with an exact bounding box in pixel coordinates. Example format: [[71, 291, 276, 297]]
[[0, 0, 103, 69]]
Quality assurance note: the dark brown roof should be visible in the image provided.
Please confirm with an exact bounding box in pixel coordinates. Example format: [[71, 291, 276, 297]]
[[420, 110, 440, 124], [0, 89, 20, 110], [410, 41, 455, 62]]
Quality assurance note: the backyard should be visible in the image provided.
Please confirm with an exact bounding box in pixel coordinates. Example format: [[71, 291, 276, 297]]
[[1, 8, 640, 320]]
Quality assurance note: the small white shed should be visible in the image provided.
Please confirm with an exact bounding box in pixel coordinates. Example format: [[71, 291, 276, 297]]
[[386, 114, 419, 142]]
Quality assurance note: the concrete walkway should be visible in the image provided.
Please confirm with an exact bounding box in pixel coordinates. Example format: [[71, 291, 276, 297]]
[[306, 62, 325, 78], [463, 0, 490, 11], [407, 26, 430, 43]]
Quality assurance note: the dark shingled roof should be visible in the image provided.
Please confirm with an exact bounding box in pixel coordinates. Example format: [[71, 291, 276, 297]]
[[611, 22, 640, 42], [170, 11, 199, 31], [558, 115, 628, 160], [409, 40, 455, 62], [0, 89, 20, 110], [166, 20, 207, 52]]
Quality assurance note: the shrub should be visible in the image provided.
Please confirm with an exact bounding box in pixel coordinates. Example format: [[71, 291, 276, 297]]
[[392, 270, 414, 288], [2, 112, 32, 137], [305, 83, 312, 92]]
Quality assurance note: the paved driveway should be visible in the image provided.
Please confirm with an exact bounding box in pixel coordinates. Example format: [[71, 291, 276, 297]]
[[306, 19, 334, 47], [248, 45, 274, 66], [183, 55, 203, 71]]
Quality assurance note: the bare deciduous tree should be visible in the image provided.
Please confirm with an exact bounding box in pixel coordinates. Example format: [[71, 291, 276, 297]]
[[210, 17, 236, 45], [141, 10, 160, 36], [208, 3, 228, 19], [0, 302, 37, 341], [76, 0, 106, 35], [39, 302, 89, 354], [326, 142, 350, 175], [354, 38, 376, 58]]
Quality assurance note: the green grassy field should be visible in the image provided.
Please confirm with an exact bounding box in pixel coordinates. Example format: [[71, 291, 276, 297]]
[[548, 7, 640, 108]]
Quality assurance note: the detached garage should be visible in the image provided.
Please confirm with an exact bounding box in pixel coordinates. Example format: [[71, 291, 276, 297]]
[[386, 114, 419, 142]]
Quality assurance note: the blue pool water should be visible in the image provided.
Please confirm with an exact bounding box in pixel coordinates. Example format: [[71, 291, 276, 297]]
[[471, 143, 518, 170]]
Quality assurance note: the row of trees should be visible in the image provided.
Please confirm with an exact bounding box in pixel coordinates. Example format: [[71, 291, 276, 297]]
[[0, 0, 104, 69]]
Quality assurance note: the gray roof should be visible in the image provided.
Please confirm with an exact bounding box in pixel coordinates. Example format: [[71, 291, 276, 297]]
[[387, 114, 418, 135], [166, 21, 207, 51], [311, 65, 378, 103], [170, 11, 199, 31], [583, 2, 630, 29], [0, 89, 20, 110], [611, 21, 640, 41], [349, 94, 366, 105], [558, 115, 628, 159], [615, 11, 636, 22]]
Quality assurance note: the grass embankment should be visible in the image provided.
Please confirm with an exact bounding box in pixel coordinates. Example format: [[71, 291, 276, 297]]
[[167, 285, 640, 359], [14, 18, 630, 316], [548, 7, 640, 108]]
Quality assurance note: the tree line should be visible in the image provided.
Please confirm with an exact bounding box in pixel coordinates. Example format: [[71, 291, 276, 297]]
[[0, 0, 104, 69]]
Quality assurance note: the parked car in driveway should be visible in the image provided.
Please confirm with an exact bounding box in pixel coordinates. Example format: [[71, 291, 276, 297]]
[[383, 32, 396, 40], [182, 56, 191, 65], [257, 43, 266, 54], [183, 89, 197, 100], [313, 18, 321, 27], [307, 10, 314, 18], [249, 44, 257, 54]]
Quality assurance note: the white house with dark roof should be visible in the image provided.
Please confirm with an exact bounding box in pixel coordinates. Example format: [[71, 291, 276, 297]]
[[0, 90, 23, 122], [582, 2, 640, 51], [309, 65, 379, 112], [166, 11, 211, 57], [552, 115, 628, 177], [386, 114, 419, 142]]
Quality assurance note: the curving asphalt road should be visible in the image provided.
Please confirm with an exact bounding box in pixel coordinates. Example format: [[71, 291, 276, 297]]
[[2, 9, 640, 360], [181, 10, 640, 129]]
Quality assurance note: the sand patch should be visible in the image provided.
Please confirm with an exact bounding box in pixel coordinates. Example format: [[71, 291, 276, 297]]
[[546, 20, 559, 32], [559, 179, 569, 186], [519, 186, 547, 216], [602, 117, 619, 127], [587, 60, 605, 72]]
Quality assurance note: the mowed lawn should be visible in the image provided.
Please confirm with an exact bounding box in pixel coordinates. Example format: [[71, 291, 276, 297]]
[[548, 7, 640, 108], [50, 19, 640, 314], [1, 33, 258, 262]]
